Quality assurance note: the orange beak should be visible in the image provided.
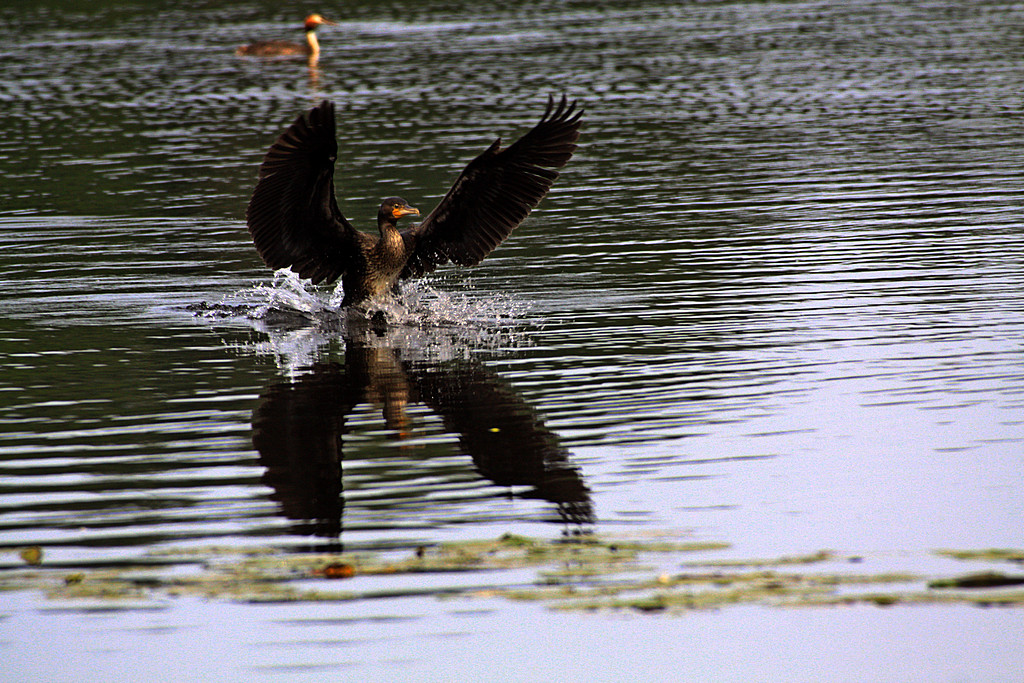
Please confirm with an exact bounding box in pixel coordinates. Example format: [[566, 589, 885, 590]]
[[392, 205, 420, 219]]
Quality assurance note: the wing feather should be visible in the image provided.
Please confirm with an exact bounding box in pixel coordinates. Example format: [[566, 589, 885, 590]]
[[400, 95, 582, 278], [246, 100, 369, 285]]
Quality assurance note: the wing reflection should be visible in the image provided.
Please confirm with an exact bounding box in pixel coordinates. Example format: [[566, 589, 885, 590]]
[[251, 332, 593, 543]]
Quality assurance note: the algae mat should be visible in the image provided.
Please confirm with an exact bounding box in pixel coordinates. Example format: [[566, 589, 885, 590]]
[[2, 535, 1023, 613]]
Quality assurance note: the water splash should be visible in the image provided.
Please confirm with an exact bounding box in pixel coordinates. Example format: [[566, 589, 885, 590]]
[[255, 269, 337, 321], [191, 269, 534, 374], [354, 277, 533, 331], [187, 269, 328, 324]]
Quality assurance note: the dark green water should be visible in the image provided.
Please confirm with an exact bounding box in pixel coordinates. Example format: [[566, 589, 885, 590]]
[[1, 0, 1023, 679]]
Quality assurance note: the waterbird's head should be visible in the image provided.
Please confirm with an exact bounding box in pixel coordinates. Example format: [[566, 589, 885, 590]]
[[378, 197, 420, 224], [304, 14, 336, 31]]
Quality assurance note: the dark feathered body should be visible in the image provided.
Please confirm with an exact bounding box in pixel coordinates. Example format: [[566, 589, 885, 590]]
[[246, 96, 582, 307], [340, 215, 411, 306], [236, 39, 311, 57]]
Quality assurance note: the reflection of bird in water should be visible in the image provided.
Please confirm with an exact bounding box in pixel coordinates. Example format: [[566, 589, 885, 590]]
[[235, 14, 336, 58], [251, 332, 593, 543], [246, 97, 582, 307]]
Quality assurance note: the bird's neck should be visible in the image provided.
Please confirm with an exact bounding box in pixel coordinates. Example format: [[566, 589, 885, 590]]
[[305, 29, 320, 56], [378, 219, 401, 240], [371, 220, 408, 277]]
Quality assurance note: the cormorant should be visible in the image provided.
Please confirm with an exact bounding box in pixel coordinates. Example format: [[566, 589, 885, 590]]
[[235, 14, 336, 58], [245, 96, 582, 307]]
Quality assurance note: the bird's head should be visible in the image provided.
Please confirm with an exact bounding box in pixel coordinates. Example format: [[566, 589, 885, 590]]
[[378, 197, 420, 225], [304, 14, 336, 30]]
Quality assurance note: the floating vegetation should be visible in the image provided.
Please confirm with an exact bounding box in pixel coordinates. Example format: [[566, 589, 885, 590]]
[[681, 549, 836, 568], [929, 572, 1024, 590], [18, 546, 43, 566], [2, 535, 1023, 613], [936, 548, 1024, 564]]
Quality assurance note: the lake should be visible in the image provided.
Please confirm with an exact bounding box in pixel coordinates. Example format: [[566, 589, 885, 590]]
[[1, 0, 1023, 680]]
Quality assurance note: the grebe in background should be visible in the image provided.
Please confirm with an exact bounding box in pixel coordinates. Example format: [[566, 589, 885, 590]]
[[236, 14, 336, 58]]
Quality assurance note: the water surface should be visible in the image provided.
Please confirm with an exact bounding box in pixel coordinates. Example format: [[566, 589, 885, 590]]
[[1, 0, 1023, 679]]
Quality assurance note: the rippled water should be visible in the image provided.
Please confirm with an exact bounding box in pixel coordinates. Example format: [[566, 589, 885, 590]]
[[2, 0, 1024, 679]]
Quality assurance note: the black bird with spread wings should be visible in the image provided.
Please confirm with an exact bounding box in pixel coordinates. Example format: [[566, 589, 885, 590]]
[[246, 96, 582, 307]]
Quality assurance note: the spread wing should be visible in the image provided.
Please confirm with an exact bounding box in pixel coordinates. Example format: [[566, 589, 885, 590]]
[[246, 100, 372, 285], [400, 95, 582, 279]]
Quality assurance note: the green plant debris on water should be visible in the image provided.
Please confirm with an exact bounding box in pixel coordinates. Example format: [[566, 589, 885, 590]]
[[928, 572, 1024, 589], [936, 549, 1024, 563], [2, 535, 1024, 613], [681, 549, 836, 568]]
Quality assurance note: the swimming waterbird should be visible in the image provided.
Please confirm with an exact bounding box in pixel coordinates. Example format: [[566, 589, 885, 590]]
[[245, 96, 582, 307], [236, 14, 336, 58]]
